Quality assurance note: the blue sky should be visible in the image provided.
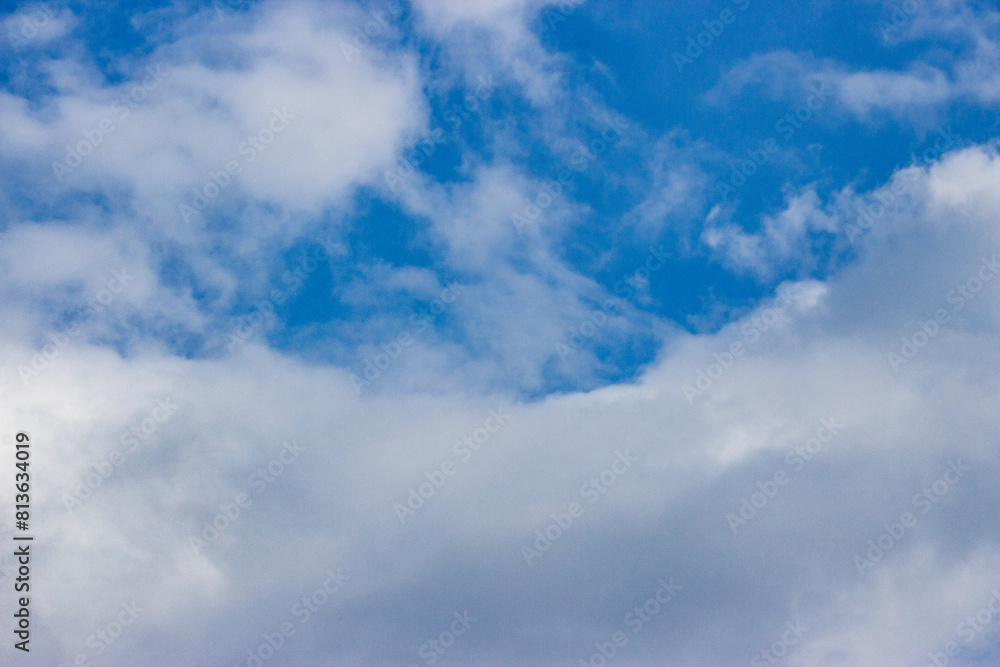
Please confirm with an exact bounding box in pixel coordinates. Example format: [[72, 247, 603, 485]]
[[2, 0, 1000, 665]]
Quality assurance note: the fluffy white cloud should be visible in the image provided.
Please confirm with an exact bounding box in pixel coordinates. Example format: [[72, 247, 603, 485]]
[[1, 1, 76, 51], [3, 1, 1000, 664], [1, 0, 426, 233], [702, 188, 838, 278], [2, 145, 999, 665]]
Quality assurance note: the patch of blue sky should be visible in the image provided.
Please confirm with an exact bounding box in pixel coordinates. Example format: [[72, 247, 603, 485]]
[[10, 0, 997, 396]]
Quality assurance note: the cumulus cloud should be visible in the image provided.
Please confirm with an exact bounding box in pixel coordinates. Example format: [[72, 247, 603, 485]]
[[3, 136, 1000, 663], [3, 0, 1000, 665]]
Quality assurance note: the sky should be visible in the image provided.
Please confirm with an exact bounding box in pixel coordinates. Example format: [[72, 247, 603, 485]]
[[1, 0, 999, 665]]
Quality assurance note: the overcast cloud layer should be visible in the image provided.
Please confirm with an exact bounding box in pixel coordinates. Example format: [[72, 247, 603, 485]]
[[1, 0, 1000, 665]]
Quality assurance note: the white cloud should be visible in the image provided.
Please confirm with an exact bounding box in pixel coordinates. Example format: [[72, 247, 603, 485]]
[[707, 1, 1000, 125], [2, 145, 1000, 665], [3, 1, 1000, 664], [1, 0, 427, 228], [701, 188, 838, 279], [1, 2, 76, 51]]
